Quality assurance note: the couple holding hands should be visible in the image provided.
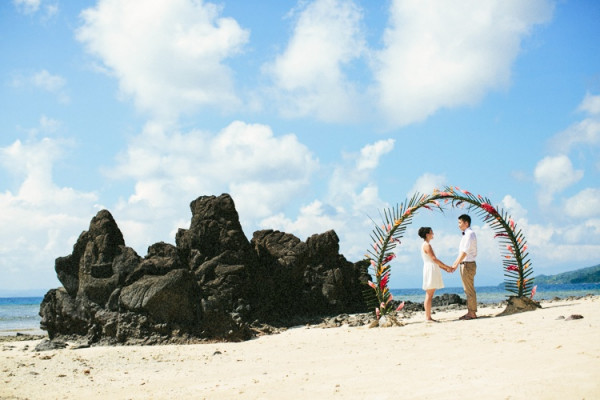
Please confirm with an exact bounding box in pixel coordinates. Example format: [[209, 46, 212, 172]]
[[418, 214, 478, 322]]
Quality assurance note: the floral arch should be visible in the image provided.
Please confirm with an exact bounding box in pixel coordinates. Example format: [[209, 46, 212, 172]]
[[365, 186, 535, 317]]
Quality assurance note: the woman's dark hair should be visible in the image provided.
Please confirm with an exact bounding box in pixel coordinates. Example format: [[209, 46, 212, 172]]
[[418, 227, 431, 239]]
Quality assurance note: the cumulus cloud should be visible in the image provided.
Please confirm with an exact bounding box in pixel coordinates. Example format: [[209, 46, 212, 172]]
[[260, 139, 396, 259], [11, 70, 69, 103], [550, 93, 600, 152], [578, 93, 600, 115], [76, 0, 249, 120], [31, 70, 65, 92], [408, 173, 447, 196], [264, 0, 366, 122], [565, 188, 600, 218], [0, 137, 99, 291], [328, 139, 394, 207], [373, 0, 553, 127], [501, 194, 528, 221], [14, 0, 40, 14], [107, 121, 318, 251], [534, 155, 583, 197]]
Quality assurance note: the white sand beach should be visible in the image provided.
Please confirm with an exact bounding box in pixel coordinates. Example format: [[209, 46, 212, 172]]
[[1, 296, 599, 400]]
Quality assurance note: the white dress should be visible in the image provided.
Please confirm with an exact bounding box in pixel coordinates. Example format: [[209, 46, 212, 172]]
[[422, 242, 444, 290]]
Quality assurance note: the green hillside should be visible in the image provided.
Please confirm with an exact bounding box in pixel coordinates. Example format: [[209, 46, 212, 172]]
[[534, 264, 600, 284]]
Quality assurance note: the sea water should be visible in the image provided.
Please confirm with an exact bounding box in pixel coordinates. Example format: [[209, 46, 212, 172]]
[[0, 297, 45, 336], [391, 283, 600, 304], [2, 283, 600, 335]]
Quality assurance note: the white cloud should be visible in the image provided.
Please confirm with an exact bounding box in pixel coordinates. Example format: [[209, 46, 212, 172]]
[[108, 121, 319, 251], [408, 173, 447, 196], [550, 119, 600, 153], [265, 0, 366, 122], [374, 0, 553, 127], [356, 139, 395, 171], [14, 0, 40, 14], [578, 93, 600, 115], [534, 155, 583, 197], [550, 94, 600, 152], [77, 0, 249, 120], [11, 70, 69, 103], [259, 139, 396, 260], [328, 139, 394, 207], [32, 69, 65, 92], [501, 194, 528, 221], [0, 138, 99, 291], [564, 188, 600, 218]]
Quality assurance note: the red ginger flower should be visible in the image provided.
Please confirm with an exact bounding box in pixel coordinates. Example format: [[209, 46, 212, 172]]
[[481, 203, 496, 214], [380, 275, 389, 289], [507, 265, 518, 271], [383, 254, 396, 264]]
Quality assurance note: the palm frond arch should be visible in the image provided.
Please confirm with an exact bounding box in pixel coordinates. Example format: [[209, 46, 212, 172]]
[[365, 186, 534, 317]]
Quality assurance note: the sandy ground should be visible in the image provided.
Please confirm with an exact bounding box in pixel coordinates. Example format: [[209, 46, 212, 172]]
[[1, 296, 599, 400]]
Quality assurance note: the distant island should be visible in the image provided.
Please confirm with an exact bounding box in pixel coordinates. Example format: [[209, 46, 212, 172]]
[[533, 264, 600, 285]]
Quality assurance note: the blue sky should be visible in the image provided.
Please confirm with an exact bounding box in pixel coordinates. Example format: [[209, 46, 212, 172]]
[[1, 0, 599, 295]]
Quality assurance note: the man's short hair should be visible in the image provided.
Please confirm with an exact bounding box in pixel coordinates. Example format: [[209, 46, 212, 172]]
[[458, 214, 471, 226]]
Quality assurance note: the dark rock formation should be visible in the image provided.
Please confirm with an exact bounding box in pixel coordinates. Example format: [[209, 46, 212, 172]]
[[432, 293, 466, 307], [497, 296, 541, 316], [39, 194, 369, 345]]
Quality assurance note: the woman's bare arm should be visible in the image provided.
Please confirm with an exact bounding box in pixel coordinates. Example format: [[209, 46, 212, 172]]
[[423, 242, 451, 271]]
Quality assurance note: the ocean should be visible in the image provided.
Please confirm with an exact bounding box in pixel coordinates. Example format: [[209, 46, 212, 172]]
[[2, 283, 600, 335]]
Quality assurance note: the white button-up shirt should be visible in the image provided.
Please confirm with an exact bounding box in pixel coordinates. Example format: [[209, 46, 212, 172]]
[[459, 227, 477, 262]]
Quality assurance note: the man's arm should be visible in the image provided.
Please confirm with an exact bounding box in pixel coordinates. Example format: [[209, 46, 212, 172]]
[[452, 251, 467, 271]]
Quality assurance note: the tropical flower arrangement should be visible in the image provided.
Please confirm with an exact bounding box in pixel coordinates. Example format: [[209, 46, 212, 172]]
[[364, 186, 536, 319]]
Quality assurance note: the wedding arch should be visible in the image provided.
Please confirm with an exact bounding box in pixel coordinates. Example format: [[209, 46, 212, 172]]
[[365, 186, 535, 317]]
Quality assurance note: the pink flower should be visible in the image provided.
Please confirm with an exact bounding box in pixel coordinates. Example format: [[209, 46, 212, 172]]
[[478, 194, 483, 200], [462, 189, 472, 196], [396, 301, 405, 311], [522, 245, 528, 252], [432, 200, 440, 207], [423, 204, 432, 211], [376, 308, 380, 319], [507, 245, 513, 252], [509, 218, 515, 230], [370, 260, 376, 267], [368, 281, 376, 289], [507, 265, 518, 271], [386, 294, 393, 305], [530, 285, 537, 299]]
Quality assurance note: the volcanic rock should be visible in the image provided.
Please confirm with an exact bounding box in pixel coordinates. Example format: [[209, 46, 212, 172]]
[[39, 194, 369, 344]]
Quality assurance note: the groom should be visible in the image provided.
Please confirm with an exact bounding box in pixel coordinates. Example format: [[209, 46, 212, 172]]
[[452, 214, 477, 320]]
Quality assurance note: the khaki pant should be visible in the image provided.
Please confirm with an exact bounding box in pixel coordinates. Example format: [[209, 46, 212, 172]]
[[460, 261, 477, 313]]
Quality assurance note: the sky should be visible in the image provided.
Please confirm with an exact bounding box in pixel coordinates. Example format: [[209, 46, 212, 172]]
[[1, 0, 599, 296]]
